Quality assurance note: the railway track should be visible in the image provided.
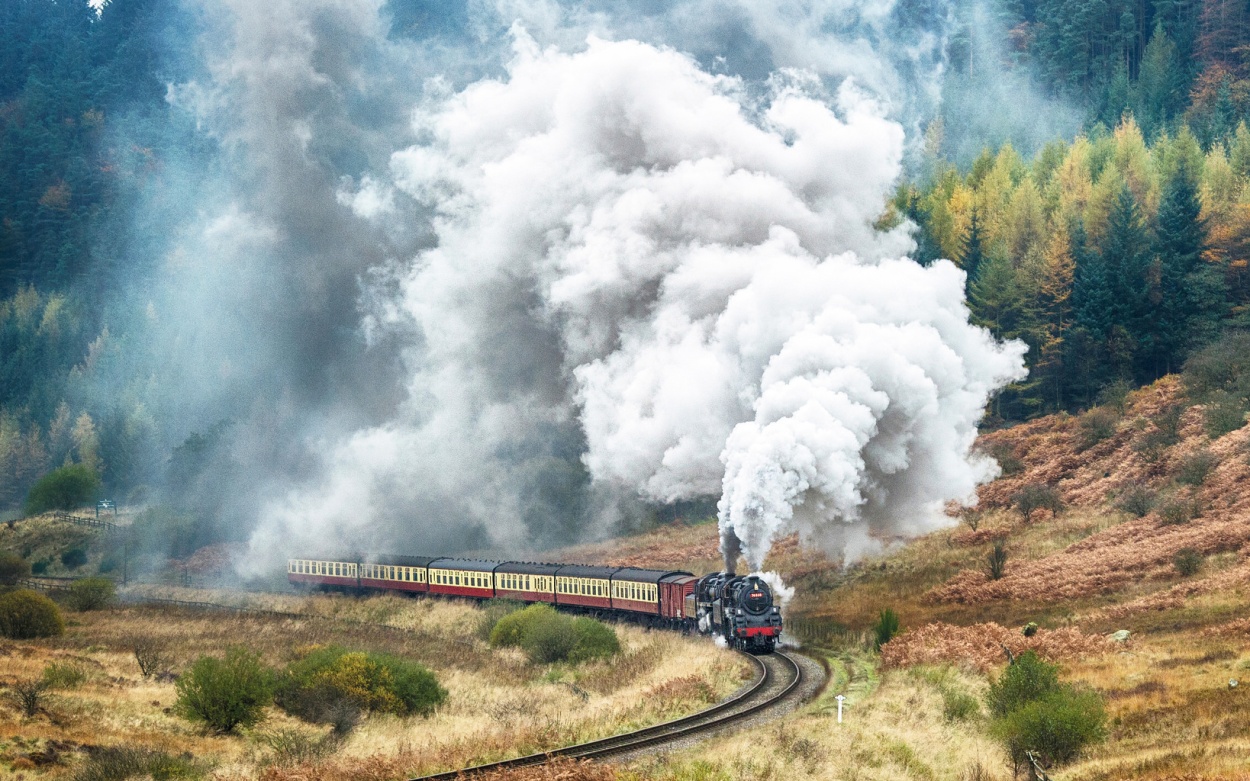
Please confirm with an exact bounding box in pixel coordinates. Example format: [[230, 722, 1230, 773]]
[[412, 651, 806, 780]]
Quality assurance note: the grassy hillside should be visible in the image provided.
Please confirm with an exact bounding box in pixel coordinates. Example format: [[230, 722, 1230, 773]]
[[560, 375, 1250, 780]]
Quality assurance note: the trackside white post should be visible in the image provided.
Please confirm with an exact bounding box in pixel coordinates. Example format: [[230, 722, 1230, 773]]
[[836, 694, 845, 723]]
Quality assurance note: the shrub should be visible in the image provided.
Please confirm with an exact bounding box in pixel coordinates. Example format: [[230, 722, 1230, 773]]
[[986, 542, 1009, 580], [1203, 390, 1248, 438], [488, 603, 618, 665], [0, 551, 30, 585], [873, 608, 901, 651], [60, 548, 88, 569], [23, 464, 101, 515], [1158, 497, 1198, 525], [475, 599, 524, 641], [1174, 548, 1203, 577], [8, 678, 48, 717], [1077, 407, 1118, 449], [1177, 450, 1218, 486], [257, 729, 336, 766], [489, 603, 552, 648], [175, 647, 275, 733], [133, 637, 173, 678], [569, 617, 621, 663], [66, 577, 115, 611], [42, 661, 87, 689], [987, 651, 1061, 718], [1096, 380, 1132, 412], [1134, 405, 1184, 461], [1115, 485, 1156, 517], [524, 611, 580, 664], [1013, 483, 1063, 522], [943, 689, 981, 721], [275, 645, 446, 726], [993, 688, 1107, 768], [31, 560, 48, 575], [0, 589, 65, 638], [72, 746, 202, 781]]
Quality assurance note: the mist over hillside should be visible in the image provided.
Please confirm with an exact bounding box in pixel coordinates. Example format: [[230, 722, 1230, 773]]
[[2, 0, 1249, 573]]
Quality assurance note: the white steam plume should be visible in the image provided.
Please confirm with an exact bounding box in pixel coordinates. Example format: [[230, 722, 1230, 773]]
[[253, 32, 1025, 569]]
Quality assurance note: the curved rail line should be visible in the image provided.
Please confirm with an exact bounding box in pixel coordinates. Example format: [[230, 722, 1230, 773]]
[[412, 651, 804, 780]]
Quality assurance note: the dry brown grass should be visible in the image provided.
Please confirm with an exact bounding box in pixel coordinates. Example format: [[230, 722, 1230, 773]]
[[880, 622, 1116, 672], [0, 590, 744, 781]]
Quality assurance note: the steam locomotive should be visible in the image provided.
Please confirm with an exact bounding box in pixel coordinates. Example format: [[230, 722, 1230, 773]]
[[287, 554, 782, 653]]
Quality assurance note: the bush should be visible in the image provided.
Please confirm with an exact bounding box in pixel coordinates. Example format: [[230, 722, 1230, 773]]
[[72, 746, 202, 781], [987, 651, 1108, 769], [1013, 483, 1063, 522], [133, 637, 173, 678], [986, 542, 1009, 580], [275, 645, 446, 726], [42, 661, 87, 689], [0, 589, 65, 638], [1077, 407, 1118, 449], [8, 678, 48, 717], [66, 577, 115, 611], [1115, 485, 1156, 517], [1174, 548, 1203, 577], [993, 688, 1107, 768], [524, 611, 580, 664], [0, 551, 30, 585], [1177, 450, 1219, 486], [569, 617, 621, 663], [175, 647, 275, 733], [23, 464, 101, 515], [60, 548, 88, 569], [1158, 497, 1198, 525], [987, 651, 1060, 718], [873, 608, 901, 651], [475, 599, 524, 641], [488, 603, 619, 665], [1134, 405, 1184, 462], [1203, 390, 1248, 438], [943, 689, 981, 722], [31, 560, 48, 575]]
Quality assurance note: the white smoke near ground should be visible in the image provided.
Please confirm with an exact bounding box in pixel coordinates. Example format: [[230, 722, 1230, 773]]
[[251, 31, 1026, 570]]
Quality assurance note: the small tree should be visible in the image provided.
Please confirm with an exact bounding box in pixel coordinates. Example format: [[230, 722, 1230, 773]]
[[67, 577, 115, 611], [0, 589, 65, 639], [1174, 548, 1203, 576], [1176, 450, 1218, 486], [1115, 485, 1156, 517], [986, 542, 1009, 580], [1077, 407, 1118, 449], [0, 552, 30, 585], [873, 608, 901, 651], [175, 648, 274, 733], [1013, 484, 1063, 522], [962, 509, 983, 532], [133, 637, 173, 679], [23, 464, 101, 515]]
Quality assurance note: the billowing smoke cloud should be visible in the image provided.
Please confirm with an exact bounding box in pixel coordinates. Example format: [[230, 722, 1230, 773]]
[[250, 31, 1026, 570], [83, 0, 1049, 572]]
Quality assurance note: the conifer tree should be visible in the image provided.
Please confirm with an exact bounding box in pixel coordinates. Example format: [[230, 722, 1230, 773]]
[[1100, 185, 1153, 378], [1152, 164, 1212, 375], [960, 209, 986, 293]]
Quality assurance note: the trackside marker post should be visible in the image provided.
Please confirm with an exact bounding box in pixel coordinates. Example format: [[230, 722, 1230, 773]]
[[836, 694, 845, 723]]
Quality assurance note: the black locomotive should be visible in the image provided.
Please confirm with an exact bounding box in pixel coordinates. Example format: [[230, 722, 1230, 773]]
[[690, 573, 783, 653]]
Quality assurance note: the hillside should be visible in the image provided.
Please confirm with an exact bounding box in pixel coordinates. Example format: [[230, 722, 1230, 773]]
[[558, 375, 1250, 779]]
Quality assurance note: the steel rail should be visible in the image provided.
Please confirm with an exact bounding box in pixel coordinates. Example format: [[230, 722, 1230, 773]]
[[411, 651, 803, 780]]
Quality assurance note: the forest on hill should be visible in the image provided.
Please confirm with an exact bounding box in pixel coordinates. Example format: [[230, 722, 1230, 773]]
[[4, 0, 1250, 522]]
